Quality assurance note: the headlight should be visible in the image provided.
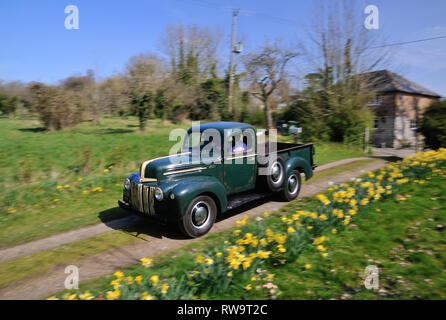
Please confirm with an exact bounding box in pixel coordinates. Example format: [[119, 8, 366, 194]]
[[154, 187, 163, 201], [124, 178, 130, 190]]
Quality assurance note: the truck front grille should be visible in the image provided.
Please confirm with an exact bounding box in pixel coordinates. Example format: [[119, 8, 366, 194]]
[[129, 181, 156, 216]]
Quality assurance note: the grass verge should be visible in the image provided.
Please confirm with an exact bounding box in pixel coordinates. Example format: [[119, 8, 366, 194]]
[[0, 229, 144, 289]]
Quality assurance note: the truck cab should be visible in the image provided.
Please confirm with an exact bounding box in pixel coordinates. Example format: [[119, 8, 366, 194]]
[[120, 122, 315, 237]]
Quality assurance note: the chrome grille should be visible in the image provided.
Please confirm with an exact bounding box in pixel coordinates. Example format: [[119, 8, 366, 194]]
[[129, 181, 156, 215]]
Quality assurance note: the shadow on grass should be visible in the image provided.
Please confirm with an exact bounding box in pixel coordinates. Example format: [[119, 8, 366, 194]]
[[98, 128, 134, 134], [18, 127, 46, 133], [367, 155, 403, 163]]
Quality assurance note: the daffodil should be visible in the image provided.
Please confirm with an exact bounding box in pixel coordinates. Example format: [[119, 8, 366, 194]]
[[140, 292, 154, 300], [195, 254, 204, 264], [141, 257, 153, 268], [135, 276, 143, 285], [113, 271, 124, 278], [161, 283, 169, 294], [106, 290, 120, 300], [79, 291, 94, 300], [150, 275, 159, 285]]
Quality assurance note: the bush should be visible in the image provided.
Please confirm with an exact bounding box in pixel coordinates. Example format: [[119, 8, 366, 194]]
[[419, 100, 446, 150], [29, 82, 85, 131]]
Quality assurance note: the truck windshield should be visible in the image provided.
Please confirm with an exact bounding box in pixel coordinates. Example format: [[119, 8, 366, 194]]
[[182, 132, 206, 152], [182, 132, 220, 156]]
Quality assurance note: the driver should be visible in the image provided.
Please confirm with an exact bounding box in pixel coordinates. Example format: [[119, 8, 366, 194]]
[[232, 134, 248, 153]]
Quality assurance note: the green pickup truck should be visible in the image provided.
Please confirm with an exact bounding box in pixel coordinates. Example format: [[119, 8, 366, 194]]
[[119, 122, 316, 237]]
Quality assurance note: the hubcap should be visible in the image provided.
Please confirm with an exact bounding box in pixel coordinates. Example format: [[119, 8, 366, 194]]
[[192, 201, 209, 227], [271, 162, 282, 182], [288, 174, 298, 194]]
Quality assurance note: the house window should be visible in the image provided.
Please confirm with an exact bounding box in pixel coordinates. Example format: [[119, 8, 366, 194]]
[[368, 95, 382, 106], [410, 120, 417, 130], [373, 119, 379, 129]]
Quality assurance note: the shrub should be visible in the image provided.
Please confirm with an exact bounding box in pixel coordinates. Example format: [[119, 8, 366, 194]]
[[419, 100, 446, 150], [28, 82, 85, 131]]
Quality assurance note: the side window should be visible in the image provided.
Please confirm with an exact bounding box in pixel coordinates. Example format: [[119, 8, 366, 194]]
[[229, 133, 245, 154]]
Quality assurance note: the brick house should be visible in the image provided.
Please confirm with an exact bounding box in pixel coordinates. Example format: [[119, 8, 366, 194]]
[[366, 70, 441, 148]]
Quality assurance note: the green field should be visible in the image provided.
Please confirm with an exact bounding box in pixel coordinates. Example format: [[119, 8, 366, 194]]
[[0, 117, 365, 248]]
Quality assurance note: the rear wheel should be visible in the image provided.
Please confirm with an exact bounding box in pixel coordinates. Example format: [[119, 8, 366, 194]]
[[280, 170, 301, 201], [265, 156, 286, 192], [179, 195, 217, 238]]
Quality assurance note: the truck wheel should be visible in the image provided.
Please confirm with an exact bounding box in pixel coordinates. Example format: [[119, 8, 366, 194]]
[[266, 156, 286, 192], [280, 170, 301, 201], [179, 195, 217, 238]]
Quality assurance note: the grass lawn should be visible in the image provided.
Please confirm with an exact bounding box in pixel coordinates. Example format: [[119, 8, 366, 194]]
[[52, 160, 445, 300], [0, 229, 144, 289], [0, 117, 365, 248], [238, 175, 446, 300]]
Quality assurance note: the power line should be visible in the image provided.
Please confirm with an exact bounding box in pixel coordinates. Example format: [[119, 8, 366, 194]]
[[369, 35, 446, 49]]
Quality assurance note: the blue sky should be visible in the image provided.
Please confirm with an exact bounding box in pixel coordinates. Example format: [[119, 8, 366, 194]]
[[1, 0, 445, 96]]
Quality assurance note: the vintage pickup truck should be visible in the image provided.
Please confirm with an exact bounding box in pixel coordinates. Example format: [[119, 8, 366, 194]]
[[119, 122, 316, 237]]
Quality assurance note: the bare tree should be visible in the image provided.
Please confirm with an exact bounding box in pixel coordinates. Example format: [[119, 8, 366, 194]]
[[160, 24, 222, 84], [126, 53, 168, 129], [296, 0, 393, 143], [243, 40, 299, 128], [97, 75, 131, 115]]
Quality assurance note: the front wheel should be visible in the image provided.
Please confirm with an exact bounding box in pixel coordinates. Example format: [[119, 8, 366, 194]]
[[280, 170, 301, 201], [179, 195, 217, 238]]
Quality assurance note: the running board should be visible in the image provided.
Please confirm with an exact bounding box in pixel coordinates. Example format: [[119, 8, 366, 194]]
[[226, 191, 272, 211]]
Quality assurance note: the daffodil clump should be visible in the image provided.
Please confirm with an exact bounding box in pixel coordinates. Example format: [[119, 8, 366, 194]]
[[52, 149, 445, 300]]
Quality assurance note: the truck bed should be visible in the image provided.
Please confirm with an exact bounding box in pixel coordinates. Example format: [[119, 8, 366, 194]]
[[257, 142, 315, 169]]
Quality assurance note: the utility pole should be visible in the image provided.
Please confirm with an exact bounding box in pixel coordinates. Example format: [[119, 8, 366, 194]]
[[228, 9, 239, 114]]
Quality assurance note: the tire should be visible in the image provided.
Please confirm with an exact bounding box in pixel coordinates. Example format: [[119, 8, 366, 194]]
[[179, 195, 217, 238], [280, 170, 301, 201], [265, 156, 286, 192]]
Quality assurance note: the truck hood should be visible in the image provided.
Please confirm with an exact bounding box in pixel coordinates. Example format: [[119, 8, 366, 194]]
[[141, 153, 210, 182]]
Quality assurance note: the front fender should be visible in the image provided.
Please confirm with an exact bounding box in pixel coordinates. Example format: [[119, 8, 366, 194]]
[[285, 156, 313, 181], [168, 176, 227, 217]]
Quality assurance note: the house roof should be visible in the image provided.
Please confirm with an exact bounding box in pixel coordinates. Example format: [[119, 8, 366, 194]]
[[364, 70, 441, 98]]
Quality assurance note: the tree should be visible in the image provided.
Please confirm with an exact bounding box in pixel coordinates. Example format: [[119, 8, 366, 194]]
[[0, 93, 19, 117], [419, 100, 446, 150], [243, 41, 299, 128], [160, 24, 222, 85], [97, 75, 131, 116], [126, 53, 166, 129], [29, 82, 84, 131], [60, 70, 98, 120], [296, 0, 391, 143]]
